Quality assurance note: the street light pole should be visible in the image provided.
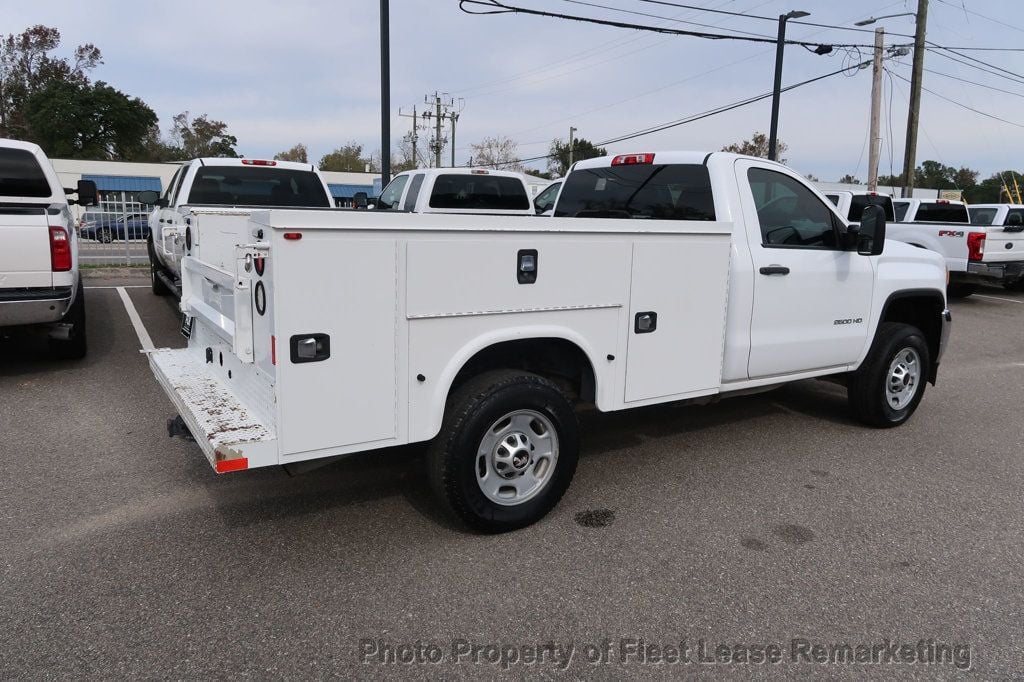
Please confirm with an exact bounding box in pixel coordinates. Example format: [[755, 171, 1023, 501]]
[[380, 0, 391, 186], [768, 10, 809, 161]]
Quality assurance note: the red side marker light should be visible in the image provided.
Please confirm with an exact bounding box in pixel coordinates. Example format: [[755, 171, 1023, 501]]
[[215, 457, 249, 474], [611, 153, 655, 166], [283, 232, 302, 241]]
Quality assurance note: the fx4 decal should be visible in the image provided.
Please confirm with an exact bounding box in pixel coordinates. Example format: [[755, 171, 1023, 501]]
[[938, 230, 965, 237]]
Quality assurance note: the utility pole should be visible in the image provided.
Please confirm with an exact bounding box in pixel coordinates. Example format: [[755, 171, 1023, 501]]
[[399, 106, 418, 167], [450, 112, 460, 167], [379, 0, 391, 185], [901, 0, 928, 198], [768, 10, 809, 161], [568, 126, 577, 167], [432, 93, 443, 168], [867, 27, 884, 191]]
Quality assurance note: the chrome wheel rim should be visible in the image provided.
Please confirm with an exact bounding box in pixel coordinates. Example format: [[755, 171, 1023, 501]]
[[885, 347, 921, 411], [476, 409, 558, 506]]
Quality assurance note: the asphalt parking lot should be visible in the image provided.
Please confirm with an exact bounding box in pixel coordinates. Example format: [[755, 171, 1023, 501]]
[[2, 272, 1022, 678]]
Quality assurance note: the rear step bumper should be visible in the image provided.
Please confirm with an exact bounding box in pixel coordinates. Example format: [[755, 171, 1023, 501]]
[[149, 348, 277, 473]]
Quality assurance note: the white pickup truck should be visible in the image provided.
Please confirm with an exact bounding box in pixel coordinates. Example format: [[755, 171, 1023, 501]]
[[891, 198, 1024, 296], [967, 203, 1024, 290], [148, 151, 950, 532], [139, 158, 333, 296], [0, 138, 96, 358], [824, 189, 896, 224], [376, 168, 533, 214]]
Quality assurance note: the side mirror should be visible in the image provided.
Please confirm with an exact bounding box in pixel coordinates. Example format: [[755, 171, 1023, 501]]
[[1006, 213, 1023, 232], [137, 190, 167, 207], [75, 180, 98, 207], [353, 191, 368, 209], [857, 204, 886, 256]]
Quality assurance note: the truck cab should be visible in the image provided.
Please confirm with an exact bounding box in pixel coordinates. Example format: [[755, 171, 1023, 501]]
[[140, 158, 333, 296], [376, 168, 533, 215], [824, 190, 895, 223]]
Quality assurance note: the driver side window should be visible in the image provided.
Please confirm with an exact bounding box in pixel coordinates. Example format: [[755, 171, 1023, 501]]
[[747, 168, 840, 249]]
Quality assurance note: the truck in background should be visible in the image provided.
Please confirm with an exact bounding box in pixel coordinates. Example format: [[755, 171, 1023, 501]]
[[138, 158, 334, 297], [0, 139, 97, 358], [966, 203, 1024, 291], [148, 150, 949, 533], [376, 168, 533, 215]]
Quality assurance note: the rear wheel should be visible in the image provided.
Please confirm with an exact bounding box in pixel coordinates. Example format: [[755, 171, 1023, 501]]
[[848, 322, 929, 428], [50, 279, 87, 360], [428, 370, 579, 533], [946, 282, 976, 298]]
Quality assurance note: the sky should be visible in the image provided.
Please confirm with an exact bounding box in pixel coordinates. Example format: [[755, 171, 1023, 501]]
[[2, 0, 1023, 181]]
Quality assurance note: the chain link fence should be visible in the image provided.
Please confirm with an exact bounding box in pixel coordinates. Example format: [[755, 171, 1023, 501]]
[[77, 191, 151, 266]]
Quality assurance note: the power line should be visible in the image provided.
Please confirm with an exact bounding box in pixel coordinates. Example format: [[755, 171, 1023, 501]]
[[459, 0, 873, 48], [927, 47, 1024, 87], [560, 0, 778, 39], [923, 67, 1024, 99], [933, 0, 1024, 34], [888, 70, 1024, 129]]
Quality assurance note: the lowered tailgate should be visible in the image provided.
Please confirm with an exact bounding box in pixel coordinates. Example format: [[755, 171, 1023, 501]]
[[0, 207, 52, 288]]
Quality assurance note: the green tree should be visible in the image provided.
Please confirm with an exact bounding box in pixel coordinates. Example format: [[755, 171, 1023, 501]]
[[838, 174, 861, 184], [319, 142, 368, 172], [274, 143, 308, 163], [171, 112, 238, 158], [0, 25, 102, 138], [524, 168, 552, 180], [964, 171, 1024, 204], [722, 131, 786, 163], [548, 136, 606, 176], [24, 79, 156, 160]]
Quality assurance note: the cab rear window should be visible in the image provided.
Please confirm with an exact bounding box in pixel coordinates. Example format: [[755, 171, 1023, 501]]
[[554, 164, 715, 220], [0, 148, 51, 197], [914, 203, 969, 223], [428, 174, 530, 211], [186, 167, 330, 207], [848, 194, 895, 222]]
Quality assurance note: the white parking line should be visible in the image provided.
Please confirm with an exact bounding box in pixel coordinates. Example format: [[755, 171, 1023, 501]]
[[975, 294, 1023, 304], [116, 286, 154, 351], [85, 285, 149, 289]]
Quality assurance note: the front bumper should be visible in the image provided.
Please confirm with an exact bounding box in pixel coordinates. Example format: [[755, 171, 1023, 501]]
[[0, 287, 73, 327], [963, 260, 1024, 283]]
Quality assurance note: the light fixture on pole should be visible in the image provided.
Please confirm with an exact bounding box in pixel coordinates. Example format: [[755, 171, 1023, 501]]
[[768, 10, 809, 161], [854, 12, 915, 26]]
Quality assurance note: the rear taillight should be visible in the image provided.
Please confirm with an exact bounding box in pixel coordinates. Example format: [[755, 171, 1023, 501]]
[[967, 231, 986, 261], [241, 159, 276, 166], [49, 226, 72, 271], [611, 153, 655, 166]]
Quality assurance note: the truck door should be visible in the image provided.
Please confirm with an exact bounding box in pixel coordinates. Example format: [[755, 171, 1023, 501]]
[[735, 160, 874, 378], [157, 166, 188, 267]]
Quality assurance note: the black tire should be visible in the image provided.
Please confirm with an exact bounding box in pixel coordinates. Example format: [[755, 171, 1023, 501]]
[[1004, 278, 1024, 292], [946, 282, 976, 299], [848, 322, 930, 428], [148, 237, 171, 296], [50, 279, 87, 360], [428, 370, 579, 533], [98, 227, 113, 244]]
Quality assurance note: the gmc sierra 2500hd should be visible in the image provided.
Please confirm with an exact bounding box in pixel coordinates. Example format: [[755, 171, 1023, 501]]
[[148, 151, 950, 533]]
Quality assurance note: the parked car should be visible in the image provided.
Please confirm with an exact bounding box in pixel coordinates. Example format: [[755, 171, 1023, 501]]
[[138, 158, 334, 297], [376, 168, 533, 215], [0, 138, 96, 358], [824, 190, 895, 222], [965, 204, 1024, 291], [79, 212, 151, 242], [148, 150, 949, 533]]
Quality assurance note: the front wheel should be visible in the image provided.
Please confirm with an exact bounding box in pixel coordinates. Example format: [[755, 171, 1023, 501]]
[[428, 370, 579, 533], [848, 322, 930, 428]]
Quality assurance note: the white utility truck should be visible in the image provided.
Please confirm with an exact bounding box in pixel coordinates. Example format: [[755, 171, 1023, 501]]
[[0, 138, 97, 358], [140, 158, 333, 297], [149, 151, 951, 533], [376, 168, 533, 215]]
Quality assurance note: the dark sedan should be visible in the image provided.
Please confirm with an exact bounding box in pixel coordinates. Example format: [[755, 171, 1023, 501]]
[[79, 213, 151, 242]]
